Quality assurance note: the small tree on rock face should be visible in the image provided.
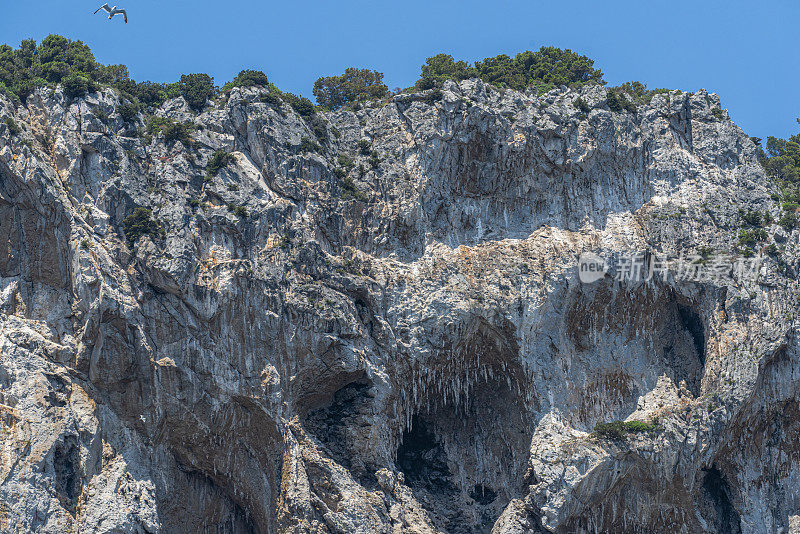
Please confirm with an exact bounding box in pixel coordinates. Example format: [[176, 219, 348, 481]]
[[313, 68, 389, 110], [223, 70, 269, 91], [417, 54, 473, 90], [122, 207, 163, 246], [62, 73, 96, 99], [178, 73, 216, 110]]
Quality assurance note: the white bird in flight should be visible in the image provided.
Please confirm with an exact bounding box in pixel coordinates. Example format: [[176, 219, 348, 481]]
[[94, 4, 127, 23]]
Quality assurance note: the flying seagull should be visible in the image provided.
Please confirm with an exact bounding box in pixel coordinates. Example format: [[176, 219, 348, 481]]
[[94, 3, 127, 23]]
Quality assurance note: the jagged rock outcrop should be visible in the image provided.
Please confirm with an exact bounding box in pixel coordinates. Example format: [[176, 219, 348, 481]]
[[0, 78, 798, 533]]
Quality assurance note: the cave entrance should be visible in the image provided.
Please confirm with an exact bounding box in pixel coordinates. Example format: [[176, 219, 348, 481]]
[[395, 372, 530, 534], [700, 465, 742, 534]]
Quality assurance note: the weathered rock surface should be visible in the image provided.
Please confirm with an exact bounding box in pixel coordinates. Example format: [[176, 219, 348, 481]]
[[0, 78, 798, 533]]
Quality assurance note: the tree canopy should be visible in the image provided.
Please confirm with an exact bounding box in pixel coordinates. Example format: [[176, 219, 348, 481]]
[[759, 122, 800, 203], [416, 47, 604, 93], [313, 68, 389, 110], [222, 69, 269, 92], [1, 36, 607, 115], [178, 73, 216, 110]]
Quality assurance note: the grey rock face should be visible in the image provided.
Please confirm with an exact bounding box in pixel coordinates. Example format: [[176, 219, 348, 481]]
[[0, 79, 798, 533]]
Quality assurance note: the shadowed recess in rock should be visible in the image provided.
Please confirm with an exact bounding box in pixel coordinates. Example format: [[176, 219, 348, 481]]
[[700, 465, 742, 534], [53, 435, 81, 513], [678, 303, 706, 366], [304, 375, 378, 481]]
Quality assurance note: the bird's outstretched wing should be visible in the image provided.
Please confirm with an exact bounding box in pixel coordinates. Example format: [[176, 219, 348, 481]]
[[94, 3, 111, 14], [120, 9, 127, 23]]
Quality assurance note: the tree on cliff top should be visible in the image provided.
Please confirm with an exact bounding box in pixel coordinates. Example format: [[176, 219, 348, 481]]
[[416, 46, 604, 93], [313, 68, 389, 110]]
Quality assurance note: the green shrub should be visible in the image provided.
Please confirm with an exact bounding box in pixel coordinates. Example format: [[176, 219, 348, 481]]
[[607, 89, 636, 113], [132, 81, 176, 107], [416, 54, 473, 90], [94, 108, 110, 125], [339, 175, 368, 202], [416, 47, 604, 92], [283, 92, 316, 118], [4, 117, 21, 136], [62, 73, 96, 99], [337, 154, 355, 169], [227, 204, 248, 219], [308, 115, 328, 142], [357, 139, 371, 155], [178, 73, 216, 110], [259, 92, 282, 107], [616, 81, 670, 104], [711, 107, 725, 120], [313, 67, 389, 110], [593, 420, 657, 440], [782, 202, 800, 212], [206, 150, 234, 178], [738, 228, 769, 247], [222, 69, 269, 91], [573, 97, 590, 113], [117, 100, 140, 123], [299, 136, 321, 154], [739, 209, 763, 227], [368, 150, 381, 168], [122, 207, 163, 246], [779, 212, 798, 231], [423, 89, 443, 105], [146, 116, 194, 145]]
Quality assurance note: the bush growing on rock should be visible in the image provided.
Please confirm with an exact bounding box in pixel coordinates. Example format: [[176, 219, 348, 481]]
[[146, 116, 194, 145], [606, 89, 636, 113], [228, 204, 248, 219], [282, 92, 316, 118], [779, 212, 798, 231], [4, 117, 21, 135], [62, 73, 97, 99], [117, 100, 140, 123], [313, 67, 388, 110], [573, 97, 590, 113], [416, 47, 604, 92], [206, 150, 234, 178], [131, 81, 178, 107], [122, 207, 163, 246], [616, 81, 670, 104], [223, 70, 269, 92], [593, 420, 657, 440], [417, 54, 473, 90], [758, 124, 800, 205], [178, 73, 216, 110], [299, 136, 321, 154]]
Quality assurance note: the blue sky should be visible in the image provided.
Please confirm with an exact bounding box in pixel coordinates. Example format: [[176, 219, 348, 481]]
[[1, 0, 798, 140]]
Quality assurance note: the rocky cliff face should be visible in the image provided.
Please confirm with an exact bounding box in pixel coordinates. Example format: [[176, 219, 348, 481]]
[[1, 78, 799, 533]]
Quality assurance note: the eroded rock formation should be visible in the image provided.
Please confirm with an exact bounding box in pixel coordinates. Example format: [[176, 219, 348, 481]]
[[0, 78, 798, 533]]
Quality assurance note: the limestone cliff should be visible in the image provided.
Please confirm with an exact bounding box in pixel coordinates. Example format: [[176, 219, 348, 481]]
[[1, 78, 799, 533]]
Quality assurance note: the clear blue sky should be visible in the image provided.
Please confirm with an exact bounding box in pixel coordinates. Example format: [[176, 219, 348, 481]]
[[1, 0, 798, 140]]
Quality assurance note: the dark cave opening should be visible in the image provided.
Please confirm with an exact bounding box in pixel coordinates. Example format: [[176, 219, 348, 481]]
[[304, 376, 377, 480], [396, 415, 455, 494], [701, 465, 741, 534], [394, 369, 530, 534], [53, 435, 81, 511], [678, 304, 706, 366]]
